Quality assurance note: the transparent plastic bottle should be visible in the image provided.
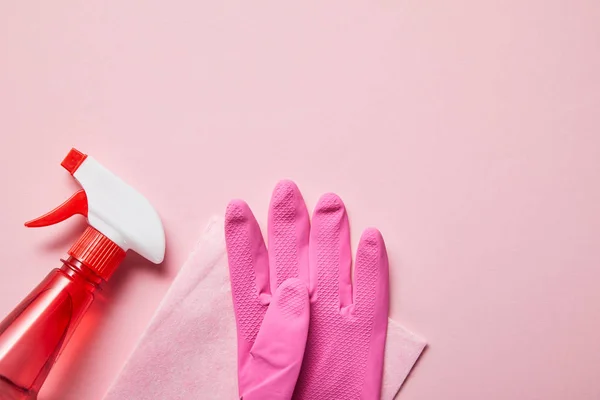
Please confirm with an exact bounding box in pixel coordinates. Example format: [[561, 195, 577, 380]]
[[0, 148, 165, 398]]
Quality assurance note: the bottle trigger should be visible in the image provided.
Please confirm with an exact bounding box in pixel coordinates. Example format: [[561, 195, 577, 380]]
[[25, 189, 89, 228]]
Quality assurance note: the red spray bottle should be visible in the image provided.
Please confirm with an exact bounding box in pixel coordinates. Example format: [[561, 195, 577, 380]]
[[0, 148, 166, 399]]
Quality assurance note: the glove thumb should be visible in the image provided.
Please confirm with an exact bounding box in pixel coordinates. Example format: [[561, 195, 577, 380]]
[[243, 278, 310, 400]]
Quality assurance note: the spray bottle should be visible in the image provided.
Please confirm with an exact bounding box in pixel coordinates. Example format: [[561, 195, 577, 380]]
[[0, 148, 166, 400]]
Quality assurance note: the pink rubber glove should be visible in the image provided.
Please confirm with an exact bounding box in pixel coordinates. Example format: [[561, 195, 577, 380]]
[[226, 181, 389, 400], [226, 187, 311, 400]]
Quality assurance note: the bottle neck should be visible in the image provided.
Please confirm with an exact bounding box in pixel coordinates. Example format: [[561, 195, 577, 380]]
[[60, 257, 103, 290]]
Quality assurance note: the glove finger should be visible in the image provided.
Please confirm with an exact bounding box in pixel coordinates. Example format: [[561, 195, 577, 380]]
[[354, 228, 389, 314], [225, 200, 270, 345], [354, 228, 390, 398], [244, 278, 310, 400], [267, 180, 310, 294], [310, 193, 353, 309]]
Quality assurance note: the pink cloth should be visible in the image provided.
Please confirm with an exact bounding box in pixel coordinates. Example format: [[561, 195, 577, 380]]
[[103, 216, 425, 400]]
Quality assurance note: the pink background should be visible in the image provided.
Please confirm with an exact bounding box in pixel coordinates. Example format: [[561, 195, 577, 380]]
[[1, 1, 599, 399]]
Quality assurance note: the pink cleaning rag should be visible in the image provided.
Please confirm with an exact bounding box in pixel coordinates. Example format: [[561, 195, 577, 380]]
[[103, 216, 426, 400]]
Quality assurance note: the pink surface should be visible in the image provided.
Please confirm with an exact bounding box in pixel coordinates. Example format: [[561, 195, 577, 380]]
[[0, 1, 599, 399]]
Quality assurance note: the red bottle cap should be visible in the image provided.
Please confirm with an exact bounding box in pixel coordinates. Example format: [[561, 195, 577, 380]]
[[68, 227, 126, 281]]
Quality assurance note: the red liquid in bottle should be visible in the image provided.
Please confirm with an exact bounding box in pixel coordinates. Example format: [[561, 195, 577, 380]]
[[0, 258, 101, 400]]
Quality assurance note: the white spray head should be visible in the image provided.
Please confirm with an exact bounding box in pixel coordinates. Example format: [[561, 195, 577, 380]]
[[70, 152, 166, 263], [26, 148, 166, 266]]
